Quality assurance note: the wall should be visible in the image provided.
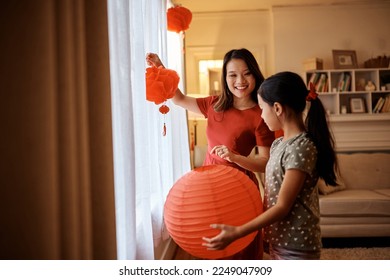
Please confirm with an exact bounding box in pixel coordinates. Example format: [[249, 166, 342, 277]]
[[273, 3, 390, 74], [184, 3, 390, 151], [185, 3, 390, 83]]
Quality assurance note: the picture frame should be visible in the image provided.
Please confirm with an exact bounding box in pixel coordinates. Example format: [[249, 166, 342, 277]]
[[350, 97, 366, 113], [332, 50, 358, 69]]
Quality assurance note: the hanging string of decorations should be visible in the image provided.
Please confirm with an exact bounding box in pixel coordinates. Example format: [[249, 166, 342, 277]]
[[145, 66, 180, 136]]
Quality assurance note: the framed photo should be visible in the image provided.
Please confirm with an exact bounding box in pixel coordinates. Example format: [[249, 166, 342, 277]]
[[350, 97, 366, 113], [332, 50, 358, 69]]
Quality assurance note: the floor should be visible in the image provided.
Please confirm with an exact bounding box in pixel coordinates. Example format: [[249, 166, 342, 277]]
[[172, 237, 390, 260]]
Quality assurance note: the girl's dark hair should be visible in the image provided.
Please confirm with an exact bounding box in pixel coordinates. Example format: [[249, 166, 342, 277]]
[[258, 71, 338, 186], [214, 48, 265, 111]]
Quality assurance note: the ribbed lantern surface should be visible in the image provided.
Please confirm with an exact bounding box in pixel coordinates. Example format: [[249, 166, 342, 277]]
[[167, 6, 192, 33], [164, 165, 262, 259]]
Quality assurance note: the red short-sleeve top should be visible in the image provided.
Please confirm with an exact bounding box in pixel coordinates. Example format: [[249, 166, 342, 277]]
[[196, 96, 274, 169]]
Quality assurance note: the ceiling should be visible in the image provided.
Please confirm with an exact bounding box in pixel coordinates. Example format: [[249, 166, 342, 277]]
[[176, 0, 386, 12]]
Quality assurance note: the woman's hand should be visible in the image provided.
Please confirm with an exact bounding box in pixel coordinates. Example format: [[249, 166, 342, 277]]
[[146, 53, 164, 68], [210, 145, 235, 162], [202, 224, 240, 250]]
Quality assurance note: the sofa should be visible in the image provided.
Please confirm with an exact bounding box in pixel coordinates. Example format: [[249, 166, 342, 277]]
[[193, 146, 390, 238], [318, 152, 390, 238]]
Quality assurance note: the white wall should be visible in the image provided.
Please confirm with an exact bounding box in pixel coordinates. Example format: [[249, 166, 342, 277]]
[[183, 2, 390, 150], [273, 3, 390, 75], [185, 3, 390, 87]]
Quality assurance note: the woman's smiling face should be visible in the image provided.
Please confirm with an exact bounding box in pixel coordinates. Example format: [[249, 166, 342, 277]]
[[225, 58, 256, 100]]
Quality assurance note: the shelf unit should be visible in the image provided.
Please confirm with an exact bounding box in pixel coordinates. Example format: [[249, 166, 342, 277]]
[[305, 68, 390, 117], [305, 68, 390, 152]]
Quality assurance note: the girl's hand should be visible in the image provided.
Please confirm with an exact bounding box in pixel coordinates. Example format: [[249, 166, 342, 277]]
[[210, 145, 234, 162], [202, 224, 239, 250], [146, 53, 164, 68]]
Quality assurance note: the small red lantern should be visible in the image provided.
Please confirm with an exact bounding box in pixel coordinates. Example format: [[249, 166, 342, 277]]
[[145, 66, 179, 136], [159, 105, 170, 114], [164, 165, 263, 259], [167, 6, 192, 33]]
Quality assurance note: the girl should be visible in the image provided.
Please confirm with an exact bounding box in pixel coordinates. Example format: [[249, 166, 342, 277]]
[[147, 49, 275, 259], [203, 71, 338, 260]]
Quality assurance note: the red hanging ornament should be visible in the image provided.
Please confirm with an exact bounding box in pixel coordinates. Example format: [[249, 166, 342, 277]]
[[167, 6, 192, 33], [146, 66, 179, 105], [159, 104, 170, 114], [145, 66, 179, 136]]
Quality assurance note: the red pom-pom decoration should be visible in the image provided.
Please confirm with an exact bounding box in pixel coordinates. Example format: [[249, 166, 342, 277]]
[[164, 165, 263, 259], [146, 66, 179, 105], [145, 66, 179, 136], [167, 6, 192, 33]]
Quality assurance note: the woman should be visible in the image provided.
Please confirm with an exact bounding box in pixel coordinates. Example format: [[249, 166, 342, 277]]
[[146, 48, 275, 259], [147, 49, 274, 181]]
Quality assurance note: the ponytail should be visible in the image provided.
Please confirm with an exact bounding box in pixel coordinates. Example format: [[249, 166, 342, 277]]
[[306, 88, 338, 186]]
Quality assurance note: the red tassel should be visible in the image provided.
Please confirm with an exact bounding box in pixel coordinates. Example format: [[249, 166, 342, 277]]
[[163, 123, 166, 136]]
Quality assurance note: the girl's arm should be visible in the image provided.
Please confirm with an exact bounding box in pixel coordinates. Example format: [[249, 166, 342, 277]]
[[210, 145, 270, 173], [146, 53, 202, 114], [202, 169, 307, 250]]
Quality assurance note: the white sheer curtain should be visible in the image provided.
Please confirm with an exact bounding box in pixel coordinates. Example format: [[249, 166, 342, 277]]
[[107, 0, 191, 260]]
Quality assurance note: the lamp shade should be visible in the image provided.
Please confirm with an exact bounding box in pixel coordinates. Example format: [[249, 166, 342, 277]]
[[164, 165, 262, 259], [167, 6, 192, 33]]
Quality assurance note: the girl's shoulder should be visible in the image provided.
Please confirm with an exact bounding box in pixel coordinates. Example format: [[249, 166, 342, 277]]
[[271, 133, 317, 154], [289, 133, 317, 154], [270, 136, 283, 151]]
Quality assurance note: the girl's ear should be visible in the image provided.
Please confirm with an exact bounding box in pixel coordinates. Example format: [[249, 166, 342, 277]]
[[273, 102, 283, 116]]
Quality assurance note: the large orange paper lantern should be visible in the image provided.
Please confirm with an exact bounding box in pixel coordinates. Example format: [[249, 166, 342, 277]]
[[164, 165, 263, 259], [167, 6, 192, 33]]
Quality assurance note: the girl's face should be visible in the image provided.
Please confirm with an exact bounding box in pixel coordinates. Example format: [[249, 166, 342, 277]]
[[225, 59, 256, 100], [258, 95, 280, 132]]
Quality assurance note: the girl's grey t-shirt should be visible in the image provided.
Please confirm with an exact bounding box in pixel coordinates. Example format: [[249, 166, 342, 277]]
[[264, 132, 321, 252]]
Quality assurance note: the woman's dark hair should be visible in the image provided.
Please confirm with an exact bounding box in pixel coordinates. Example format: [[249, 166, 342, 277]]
[[258, 71, 338, 186], [214, 48, 264, 111]]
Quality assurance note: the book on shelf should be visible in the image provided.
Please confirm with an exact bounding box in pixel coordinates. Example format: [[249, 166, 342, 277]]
[[381, 95, 390, 113], [373, 97, 384, 113], [307, 72, 330, 92], [337, 72, 351, 92], [307, 72, 320, 88], [337, 72, 345, 91], [343, 73, 351, 91], [316, 73, 328, 92], [373, 95, 390, 113]]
